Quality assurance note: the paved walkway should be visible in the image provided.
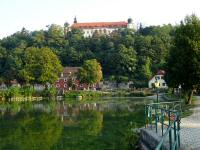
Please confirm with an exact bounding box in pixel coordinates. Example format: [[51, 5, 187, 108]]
[[181, 97, 200, 150]]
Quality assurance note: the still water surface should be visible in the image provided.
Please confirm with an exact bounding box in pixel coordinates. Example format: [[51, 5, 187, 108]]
[[0, 98, 152, 150]]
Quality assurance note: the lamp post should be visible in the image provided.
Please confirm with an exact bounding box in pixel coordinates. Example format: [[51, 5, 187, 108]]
[[154, 79, 160, 133], [178, 85, 181, 101], [154, 79, 160, 103], [178, 85, 182, 112]]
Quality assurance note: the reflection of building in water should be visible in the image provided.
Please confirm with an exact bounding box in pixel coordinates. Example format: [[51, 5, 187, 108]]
[[56, 102, 136, 124]]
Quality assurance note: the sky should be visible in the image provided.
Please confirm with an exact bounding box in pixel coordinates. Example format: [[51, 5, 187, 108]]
[[0, 0, 200, 39]]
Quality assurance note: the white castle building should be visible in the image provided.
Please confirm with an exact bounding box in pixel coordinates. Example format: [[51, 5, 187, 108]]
[[70, 17, 135, 37]]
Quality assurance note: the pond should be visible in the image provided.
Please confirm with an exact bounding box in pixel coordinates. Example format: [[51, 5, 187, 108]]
[[0, 98, 152, 150]]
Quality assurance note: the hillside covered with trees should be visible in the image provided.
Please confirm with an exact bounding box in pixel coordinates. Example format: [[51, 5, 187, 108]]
[[0, 22, 175, 87]]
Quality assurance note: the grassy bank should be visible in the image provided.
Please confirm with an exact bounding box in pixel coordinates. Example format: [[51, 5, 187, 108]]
[[64, 90, 111, 99], [0, 86, 58, 102], [64, 89, 154, 100]]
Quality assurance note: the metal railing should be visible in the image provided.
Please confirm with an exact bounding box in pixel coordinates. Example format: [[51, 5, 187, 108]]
[[145, 101, 181, 150]]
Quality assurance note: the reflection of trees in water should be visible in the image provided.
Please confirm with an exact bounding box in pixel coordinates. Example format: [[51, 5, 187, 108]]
[[0, 110, 63, 150], [77, 110, 103, 136], [0, 100, 145, 150], [0, 101, 57, 117], [56, 101, 143, 122], [53, 110, 103, 150]]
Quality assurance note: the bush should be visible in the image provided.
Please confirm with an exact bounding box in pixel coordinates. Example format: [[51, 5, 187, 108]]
[[42, 87, 57, 98], [4, 86, 21, 100], [21, 86, 35, 97]]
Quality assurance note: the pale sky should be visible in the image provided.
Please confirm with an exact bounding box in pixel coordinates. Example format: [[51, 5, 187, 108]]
[[0, 0, 200, 39]]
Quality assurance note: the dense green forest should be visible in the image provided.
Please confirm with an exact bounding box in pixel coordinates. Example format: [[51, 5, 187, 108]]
[[0, 23, 175, 87]]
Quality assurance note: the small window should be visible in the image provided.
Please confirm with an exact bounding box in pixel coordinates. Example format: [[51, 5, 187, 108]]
[[64, 84, 67, 87], [155, 76, 160, 80], [151, 83, 154, 87], [64, 78, 67, 82]]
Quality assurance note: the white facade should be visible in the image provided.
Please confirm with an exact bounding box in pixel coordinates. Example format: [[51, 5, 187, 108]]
[[70, 17, 135, 37], [148, 75, 168, 89], [82, 24, 135, 37], [82, 28, 118, 37]]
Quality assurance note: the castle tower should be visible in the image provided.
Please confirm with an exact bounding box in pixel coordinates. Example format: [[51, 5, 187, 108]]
[[74, 16, 77, 24], [127, 18, 135, 30]]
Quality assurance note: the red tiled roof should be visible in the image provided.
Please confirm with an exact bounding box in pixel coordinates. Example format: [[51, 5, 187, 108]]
[[62, 67, 81, 77], [156, 70, 166, 75], [149, 70, 166, 81], [71, 22, 128, 29]]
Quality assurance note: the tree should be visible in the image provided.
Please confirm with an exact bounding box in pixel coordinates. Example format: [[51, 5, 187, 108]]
[[117, 44, 137, 77], [19, 47, 63, 85], [134, 57, 152, 87], [1, 47, 24, 86], [0, 46, 6, 82], [166, 14, 200, 104], [78, 59, 102, 87], [31, 30, 46, 47], [104, 44, 137, 83]]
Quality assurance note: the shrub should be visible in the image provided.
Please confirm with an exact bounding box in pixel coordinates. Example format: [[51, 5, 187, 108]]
[[42, 87, 57, 98], [21, 86, 35, 97], [4, 86, 21, 100], [64, 90, 105, 99]]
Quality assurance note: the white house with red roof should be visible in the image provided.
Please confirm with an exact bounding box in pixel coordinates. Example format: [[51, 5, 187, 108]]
[[70, 17, 135, 37], [148, 70, 168, 89]]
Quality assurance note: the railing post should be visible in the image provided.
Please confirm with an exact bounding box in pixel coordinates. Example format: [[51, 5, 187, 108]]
[[145, 105, 147, 128], [174, 112, 177, 150], [177, 113, 181, 148], [150, 106, 152, 129], [168, 111, 172, 150], [161, 109, 164, 136], [155, 106, 158, 133]]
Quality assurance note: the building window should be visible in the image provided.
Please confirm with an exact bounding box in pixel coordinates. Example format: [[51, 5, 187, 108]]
[[56, 84, 60, 88], [61, 73, 63, 77], [155, 76, 160, 80], [99, 29, 102, 34], [151, 83, 154, 87], [64, 78, 67, 82], [64, 84, 67, 87]]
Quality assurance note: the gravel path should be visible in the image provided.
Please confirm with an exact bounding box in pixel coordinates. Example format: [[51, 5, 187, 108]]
[[181, 97, 200, 150]]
